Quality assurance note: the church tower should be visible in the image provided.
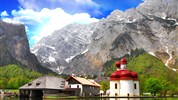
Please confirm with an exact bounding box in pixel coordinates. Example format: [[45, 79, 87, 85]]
[[110, 58, 140, 96]]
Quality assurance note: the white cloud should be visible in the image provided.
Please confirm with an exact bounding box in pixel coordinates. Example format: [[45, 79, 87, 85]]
[[75, 0, 98, 6], [9, 8, 99, 44], [17, 0, 99, 10], [17, 0, 101, 16], [1, 11, 9, 17], [2, 18, 23, 25]]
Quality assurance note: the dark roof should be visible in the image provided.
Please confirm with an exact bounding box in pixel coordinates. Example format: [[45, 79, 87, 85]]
[[20, 75, 66, 90]]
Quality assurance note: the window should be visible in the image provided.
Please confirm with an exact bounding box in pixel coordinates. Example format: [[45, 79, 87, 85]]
[[115, 93, 118, 96], [36, 81, 41, 86], [134, 83, 137, 89], [28, 82, 32, 86], [77, 85, 79, 88], [115, 83, 117, 89]]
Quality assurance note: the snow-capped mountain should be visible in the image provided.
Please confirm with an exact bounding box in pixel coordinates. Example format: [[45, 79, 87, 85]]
[[32, 0, 178, 75], [31, 23, 98, 74]]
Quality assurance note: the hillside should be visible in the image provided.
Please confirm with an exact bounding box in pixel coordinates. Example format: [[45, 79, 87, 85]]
[[103, 49, 178, 94], [0, 64, 42, 89]]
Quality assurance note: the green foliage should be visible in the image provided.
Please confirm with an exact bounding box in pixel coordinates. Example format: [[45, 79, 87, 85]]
[[145, 78, 162, 96], [103, 49, 178, 96], [0, 64, 42, 89], [100, 81, 109, 93]]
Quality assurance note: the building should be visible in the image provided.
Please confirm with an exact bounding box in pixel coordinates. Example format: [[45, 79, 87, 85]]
[[66, 75, 101, 96], [19, 75, 101, 97], [19, 75, 67, 98], [110, 58, 140, 96]]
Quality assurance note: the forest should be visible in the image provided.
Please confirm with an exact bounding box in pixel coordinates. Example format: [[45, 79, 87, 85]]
[[0, 64, 42, 89]]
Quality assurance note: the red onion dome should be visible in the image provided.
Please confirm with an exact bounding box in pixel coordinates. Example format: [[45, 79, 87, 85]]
[[131, 71, 138, 80], [110, 71, 120, 80], [115, 61, 120, 68], [120, 70, 133, 80], [120, 58, 127, 64]]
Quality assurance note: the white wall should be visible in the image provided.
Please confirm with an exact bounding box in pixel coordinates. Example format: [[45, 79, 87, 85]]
[[133, 81, 140, 96], [110, 80, 120, 96], [120, 80, 134, 96], [69, 84, 83, 96]]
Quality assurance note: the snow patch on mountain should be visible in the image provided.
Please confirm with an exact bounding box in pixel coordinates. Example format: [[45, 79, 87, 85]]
[[148, 52, 156, 57], [48, 55, 56, 62], [65, 55, 76, 63], [81, 49, 88, 54], [165, 46, 172, 67]]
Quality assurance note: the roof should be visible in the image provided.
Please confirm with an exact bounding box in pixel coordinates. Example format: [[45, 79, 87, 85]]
[[20, 75, 66, 90], [116, 58, 127, 68], [66, 76, 101, 87], [110, 58, 138, 81], [110, 70, 138, 81]]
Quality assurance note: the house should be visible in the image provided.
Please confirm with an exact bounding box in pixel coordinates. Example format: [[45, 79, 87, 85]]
[[110, 58, 140, 96], [19, 75, 67, 98], [19, 75, 101, 97], [66, 75, 101, 96]]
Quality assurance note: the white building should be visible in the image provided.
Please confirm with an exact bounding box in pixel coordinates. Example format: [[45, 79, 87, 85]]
[[66, 75, 101, 96], [110, 58, 140, 96]]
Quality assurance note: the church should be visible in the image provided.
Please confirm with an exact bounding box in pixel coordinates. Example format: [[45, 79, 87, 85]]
[[110, 58, 140, 96]]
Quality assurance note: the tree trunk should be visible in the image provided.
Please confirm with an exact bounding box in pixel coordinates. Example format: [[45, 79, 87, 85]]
[[154, 92, 156, 96]]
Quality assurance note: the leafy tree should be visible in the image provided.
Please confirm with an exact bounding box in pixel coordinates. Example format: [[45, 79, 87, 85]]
[[145, 78, 162, 96], [0, 64, 42, 89], [100, 81, 109, 94], [0, 78, 7, 89], [161, 80, 172, 96]]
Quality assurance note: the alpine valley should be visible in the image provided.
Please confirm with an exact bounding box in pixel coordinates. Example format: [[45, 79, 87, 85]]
[[1, 0, 178, 77], [31, 0, 178, 76]]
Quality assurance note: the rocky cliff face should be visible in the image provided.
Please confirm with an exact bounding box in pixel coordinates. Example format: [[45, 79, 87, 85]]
[[32, 0, 178, 75], [64, 0, 178, 75], [31, 23, 97, 74], [0, 20, 51, 73]]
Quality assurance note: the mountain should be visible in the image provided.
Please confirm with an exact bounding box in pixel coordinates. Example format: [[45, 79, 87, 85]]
[[31, 23, 98, 74], [31, 0, 178, 75], [0, 20, 52, 73]]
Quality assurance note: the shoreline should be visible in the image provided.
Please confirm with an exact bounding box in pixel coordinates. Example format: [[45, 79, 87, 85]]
[[44, 95, 178, 99]]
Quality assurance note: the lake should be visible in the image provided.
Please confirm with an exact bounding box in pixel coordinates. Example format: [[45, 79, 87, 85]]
[[1, 97, 178, 100]]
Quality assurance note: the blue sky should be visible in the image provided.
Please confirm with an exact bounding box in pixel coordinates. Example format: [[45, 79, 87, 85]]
[[0, 0, 143, 47]]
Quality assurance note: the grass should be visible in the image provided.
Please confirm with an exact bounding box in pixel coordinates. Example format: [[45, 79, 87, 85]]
[[2, 89, 19, 93], [44, 95, 79, 99]]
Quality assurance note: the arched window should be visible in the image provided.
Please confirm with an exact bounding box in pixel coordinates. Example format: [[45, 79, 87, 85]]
[[134, 83, 137, 89], [115, 83, 117, 89]]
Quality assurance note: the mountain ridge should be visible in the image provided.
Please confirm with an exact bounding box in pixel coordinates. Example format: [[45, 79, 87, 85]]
[[31, 0, 178, 75]]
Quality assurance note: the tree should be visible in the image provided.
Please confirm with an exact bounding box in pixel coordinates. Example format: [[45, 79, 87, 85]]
[[145, 78, 162, 96], [161, 80, 172, 96], [100, 81, 109, 94], [0, 78, 7, 89]]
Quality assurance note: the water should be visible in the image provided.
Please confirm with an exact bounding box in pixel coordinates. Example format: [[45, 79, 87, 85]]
[[1, 97, 178, 100]]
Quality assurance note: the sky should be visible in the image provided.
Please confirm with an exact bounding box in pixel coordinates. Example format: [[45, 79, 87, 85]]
[[0, 0, 144, 47]]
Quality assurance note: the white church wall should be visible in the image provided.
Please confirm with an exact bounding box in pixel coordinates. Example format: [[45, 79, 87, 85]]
[[133, 81, 140, 96], [110, 81, 120, 96], [120, 80, 134, 96]]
